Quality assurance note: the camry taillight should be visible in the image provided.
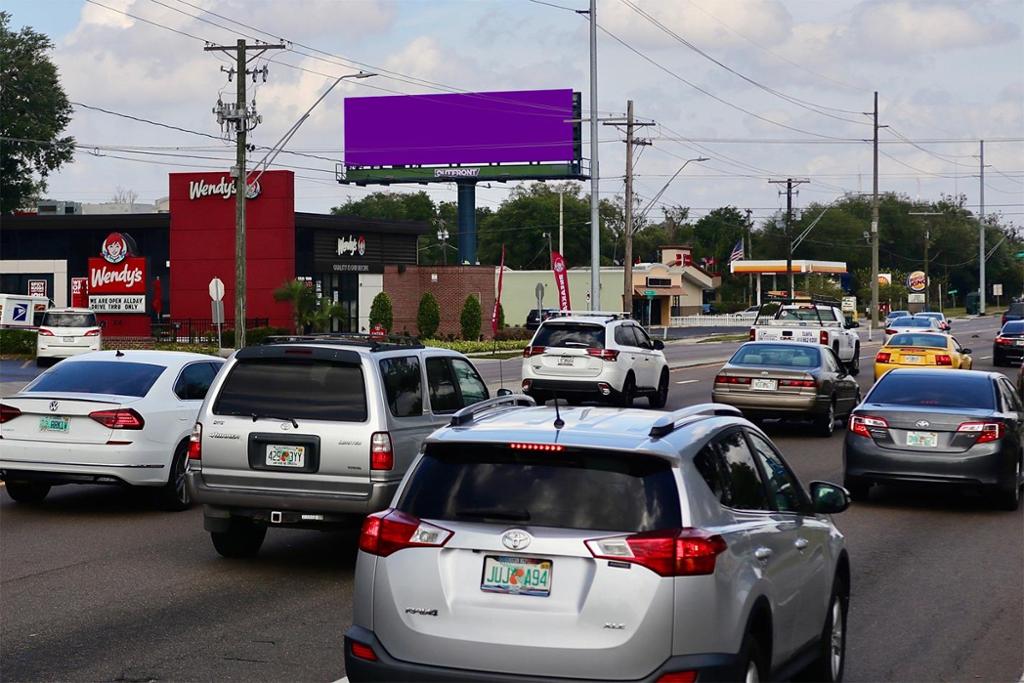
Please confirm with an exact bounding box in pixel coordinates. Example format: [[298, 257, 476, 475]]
[[89, 408, 144, 429], [37, 328, 54, 336], [780, 378, 816, 388], [586, 348, 619, 361], [876, 352, 891, 363], [850, 414, 889, 438], [996, 336, 1012, 346], [370, 432, 393, 470], [715, 375, 751, 385], [934, 354, 953, 366], [586, 528, 727, 577], [523, 345, 546, 357], [187, 422, 202, 460], [957, 422, 1004, 444], [0, 403, 22, 424], [358, 509, 453, 557]]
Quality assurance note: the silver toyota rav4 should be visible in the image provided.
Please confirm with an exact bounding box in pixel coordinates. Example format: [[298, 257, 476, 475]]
[[345, 400, 852, 682], [186, 335, 491, 558]]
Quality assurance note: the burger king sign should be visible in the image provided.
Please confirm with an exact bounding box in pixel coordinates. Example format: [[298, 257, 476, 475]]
[[906, 270, 927, 293]]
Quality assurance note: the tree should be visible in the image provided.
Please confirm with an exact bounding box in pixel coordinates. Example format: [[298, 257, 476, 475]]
[[416, 292, 440, 338], [111, 186, 138, 207], [272, 279, 316, 332], [307, 297, 344, 333], [1, 12, 74, 213], [460, 295, 482, 341], [369, 292, 393, 331]]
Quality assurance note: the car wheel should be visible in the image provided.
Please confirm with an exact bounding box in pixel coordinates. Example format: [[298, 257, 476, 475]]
[[808, 577, 848, 682], [994, 459, 1022, 511], [739, 631, 766, 683], [617, 373, 635, 408], [815, 400, 836, 437], [211, 518, 267, 558], [848, 345, 860, 376], [4, 480, 51, 504], [156, 441, 191, 512], [993, 353, 1006, 367], [844, 476, 871, 501], [35, 357, 49, 368], [649, 369, 669, 409]]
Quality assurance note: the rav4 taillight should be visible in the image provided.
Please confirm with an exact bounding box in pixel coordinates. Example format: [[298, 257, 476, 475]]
[[0, 403, 22, 424], [187, 422, 202, 460], [850, 414, 889, 438], [585, 528, 727, 576], [370, 432, 394, 470], [523, 345, 546, 358], [957, 422, 1004, 444], [89, 408, 145, 429], [358, 509, 453, 557], [586, 348, 619, 361]]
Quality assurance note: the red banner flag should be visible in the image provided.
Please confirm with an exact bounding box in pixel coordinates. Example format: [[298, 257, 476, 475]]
[[491, 245, 505, 336], [551, 251, 572, 311]]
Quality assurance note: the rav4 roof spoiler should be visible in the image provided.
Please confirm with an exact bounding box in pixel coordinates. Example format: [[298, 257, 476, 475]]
[[649, 403, 743, 439], [449, 394, 537, 427]]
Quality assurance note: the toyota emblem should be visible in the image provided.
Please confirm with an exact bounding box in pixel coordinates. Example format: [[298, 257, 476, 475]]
[[49, 400, 59, 413], [501, 529, 532, 551], [915, 420, 931, 428]]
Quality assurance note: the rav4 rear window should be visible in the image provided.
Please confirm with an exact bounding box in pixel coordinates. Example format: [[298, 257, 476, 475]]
[[213, 359, 367, 421], [26, 361, 165, 397], [398, 445, 680, 532], [532, 323, 606, 350]]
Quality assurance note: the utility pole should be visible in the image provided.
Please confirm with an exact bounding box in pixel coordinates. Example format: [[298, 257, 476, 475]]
[[869, 91, 887, 329], [745, 208, 753, 306], [769, 178, 808, 296], [206, 39, 284, 349], [980, 139, 986, 314], [558, 190, 564, 256], [909, 211, 942, 311], [587, 0, 600, 310], [604, 100, 653, 312]]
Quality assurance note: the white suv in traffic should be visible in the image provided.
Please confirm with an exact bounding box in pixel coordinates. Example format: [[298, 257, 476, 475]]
[[35, 308, 101, 366], [521, 312, 669, 408]]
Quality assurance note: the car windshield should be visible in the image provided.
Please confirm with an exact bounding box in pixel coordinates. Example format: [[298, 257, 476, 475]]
[[868, 373, 994, 410], [918, 313, 944, 321], [41, 312, 97, 328], [1002, 322, 1024, 335], [891, 317, 934, 328], [887, 311, 909, 319], [777, 307, 838, 322], [887, 334, 948, 349], [398, 444, 681, 533], [532, 322, 606, 349], [26, 361, 165, 397], [730, 344, 821, 368], [213, 358, 367, 421]]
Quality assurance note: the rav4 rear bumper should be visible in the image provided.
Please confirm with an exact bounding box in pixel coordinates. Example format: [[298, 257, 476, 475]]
[[343, 625, 742, 683]]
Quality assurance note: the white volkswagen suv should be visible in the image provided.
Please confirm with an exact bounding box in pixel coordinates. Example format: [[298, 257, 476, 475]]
[[521, 312, 669, 408]]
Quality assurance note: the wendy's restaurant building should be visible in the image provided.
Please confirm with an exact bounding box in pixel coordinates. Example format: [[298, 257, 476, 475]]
[[1, 170, 497, 340]]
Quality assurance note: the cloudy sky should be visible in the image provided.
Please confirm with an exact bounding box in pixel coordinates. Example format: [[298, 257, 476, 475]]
[[7, 0, 1023, 227]]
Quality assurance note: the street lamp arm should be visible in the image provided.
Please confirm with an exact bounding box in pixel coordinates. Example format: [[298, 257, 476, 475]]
[[636, 157, 708, 226]]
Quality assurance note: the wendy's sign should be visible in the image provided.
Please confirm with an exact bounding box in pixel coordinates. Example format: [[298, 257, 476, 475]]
[[88, 232, 147, 313]]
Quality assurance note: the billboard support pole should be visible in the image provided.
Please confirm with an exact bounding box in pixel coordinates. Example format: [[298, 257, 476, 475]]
[[588, 0, 600, 310], [457, 182, 477, 265]]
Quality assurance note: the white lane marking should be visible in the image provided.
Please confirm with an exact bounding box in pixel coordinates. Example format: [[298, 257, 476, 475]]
[[676, 379, 700, 385], [20, 360, 31, 369], [981, 356, 992, 360]]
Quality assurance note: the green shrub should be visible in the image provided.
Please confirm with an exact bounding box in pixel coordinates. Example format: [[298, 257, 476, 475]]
[[0, 329, 37, 355], [460, 295, 482, 341], [417, 293, 441, 338], [494, 325, 533, 341], [218, 326, 289, 348], [422, 339, 528, 354], [154, 342, 219, 355], [369, 292, 394, 332]]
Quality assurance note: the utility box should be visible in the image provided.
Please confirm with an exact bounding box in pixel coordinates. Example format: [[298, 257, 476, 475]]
[[966, 291, 981, 315]]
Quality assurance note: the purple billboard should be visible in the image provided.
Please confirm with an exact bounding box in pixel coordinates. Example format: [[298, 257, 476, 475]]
[[344, 89, 577, 167]]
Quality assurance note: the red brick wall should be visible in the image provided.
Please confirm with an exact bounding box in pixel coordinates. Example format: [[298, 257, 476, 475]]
[[383, 265, 495, 339]]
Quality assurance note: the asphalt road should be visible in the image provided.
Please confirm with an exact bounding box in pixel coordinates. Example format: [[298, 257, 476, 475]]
[[2, 316, 1021, 682]]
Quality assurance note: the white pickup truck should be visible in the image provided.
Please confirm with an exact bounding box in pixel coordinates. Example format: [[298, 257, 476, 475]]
[[750, 299, 861, 375]]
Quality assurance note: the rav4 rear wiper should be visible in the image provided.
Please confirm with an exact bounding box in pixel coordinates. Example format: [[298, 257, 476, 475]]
[[454, 507, 531, 522], [251, 413, 299, 428]]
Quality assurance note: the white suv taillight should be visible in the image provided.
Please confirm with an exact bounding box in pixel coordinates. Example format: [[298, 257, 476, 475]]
[[358, 509, 453, 557], [187, 422, 202, 462], [586, 528, 727, 576], [370, 431, 393, 470]]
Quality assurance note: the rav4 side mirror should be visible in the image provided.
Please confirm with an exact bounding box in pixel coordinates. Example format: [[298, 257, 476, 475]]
[[652, 339, 665, 350], [810, 481, 850, 514], [496, 388, 514, 397]]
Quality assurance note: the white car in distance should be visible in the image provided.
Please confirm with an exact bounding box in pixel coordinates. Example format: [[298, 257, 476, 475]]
[[35, 308, 102, 366], [0, 350, 223, 509]]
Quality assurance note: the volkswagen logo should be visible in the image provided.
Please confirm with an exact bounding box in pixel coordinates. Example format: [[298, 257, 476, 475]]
[[915, 420, 931, 428], [501, 529, 532, 551], [49, 400, 59, 413]]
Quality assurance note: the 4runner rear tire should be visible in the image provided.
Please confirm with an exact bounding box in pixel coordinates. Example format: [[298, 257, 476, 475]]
[[5, 480, 51, 504], [211, 518, 267, 558]]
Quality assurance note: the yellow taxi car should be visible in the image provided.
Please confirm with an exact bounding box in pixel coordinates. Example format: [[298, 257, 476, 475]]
[[874, 332, 972, 381]]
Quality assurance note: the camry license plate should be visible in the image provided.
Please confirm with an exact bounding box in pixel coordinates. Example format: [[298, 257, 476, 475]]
[[557, 356, 574, 367], [752, 378, 778, 391], [482, 555, 552, 597], [266, 444, 305, 467], [906, 431, 938, 448], [1015, 340, 1024, 346], [39, 416, 69, 433]]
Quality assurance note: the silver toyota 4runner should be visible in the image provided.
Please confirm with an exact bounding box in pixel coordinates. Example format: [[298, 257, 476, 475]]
[[345, 400, 852, 683], [186, 335, 491, 558]]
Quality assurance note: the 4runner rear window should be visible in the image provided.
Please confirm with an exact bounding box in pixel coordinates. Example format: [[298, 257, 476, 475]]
[[532, 323, 606, 349], [398, 445, 680, 532], [213, 359, 367, 421]]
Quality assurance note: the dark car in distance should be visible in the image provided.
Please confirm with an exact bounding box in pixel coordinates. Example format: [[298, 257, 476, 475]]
[[1001, 302, 1024, 326], [993, 321, 1024, 366], [844, 369, 1024, 510], [525, 308, 559, 331], [712, 341, 861, 437]]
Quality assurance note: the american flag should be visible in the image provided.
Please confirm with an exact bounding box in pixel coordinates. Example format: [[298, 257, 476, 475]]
[[729, 239, 745, 263]]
